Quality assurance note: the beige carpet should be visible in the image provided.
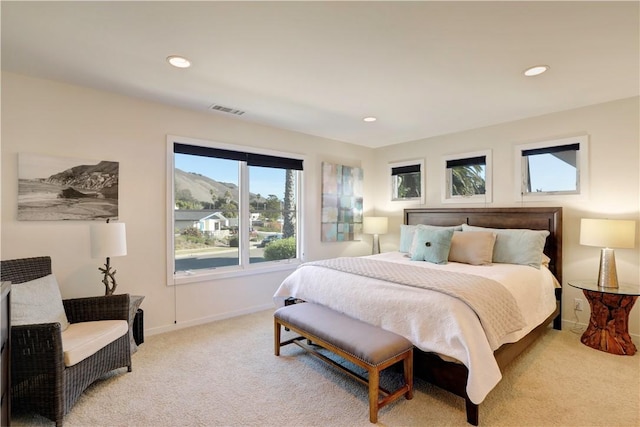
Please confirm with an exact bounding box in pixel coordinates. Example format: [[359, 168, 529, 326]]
[[11, 309, 640, 427]]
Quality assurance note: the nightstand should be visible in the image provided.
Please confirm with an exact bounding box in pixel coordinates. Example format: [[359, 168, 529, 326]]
[[129, 295, 145, 353], [568, 280, 639, 355]]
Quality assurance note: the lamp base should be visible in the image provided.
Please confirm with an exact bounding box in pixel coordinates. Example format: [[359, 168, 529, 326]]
[[99, 256, 119, 296], [371, 234, 380, 255], [597, 248, 618, 288]]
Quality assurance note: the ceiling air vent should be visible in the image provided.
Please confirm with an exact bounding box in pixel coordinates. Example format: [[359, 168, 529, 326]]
[[209, 104, 245, 116]]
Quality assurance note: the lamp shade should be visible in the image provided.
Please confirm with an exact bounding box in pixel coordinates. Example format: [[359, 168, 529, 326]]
[[580, 218, 636, 249], [90, 222, 127, 258], [363, 217, 388, 235]]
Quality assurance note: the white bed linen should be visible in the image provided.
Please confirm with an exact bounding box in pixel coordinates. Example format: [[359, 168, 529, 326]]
[[273, 251, 558, 404]]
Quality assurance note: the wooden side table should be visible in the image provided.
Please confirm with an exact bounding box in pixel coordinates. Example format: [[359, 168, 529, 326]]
[[129, 295, 145, 353], [568, 281, 639, 355]]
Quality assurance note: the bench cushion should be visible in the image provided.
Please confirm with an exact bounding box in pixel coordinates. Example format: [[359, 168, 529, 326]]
[[62, 320, 128, 367], [274, 303, 412, 366]]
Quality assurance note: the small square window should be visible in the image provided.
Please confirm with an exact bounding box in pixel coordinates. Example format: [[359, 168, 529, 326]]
[[442, 150, 492, 203], [515, 135, 588, 201], [389, 160, 424, 203]]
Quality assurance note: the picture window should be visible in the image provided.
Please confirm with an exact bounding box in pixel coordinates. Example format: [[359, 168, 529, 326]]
[[167, 136, 304, 284]]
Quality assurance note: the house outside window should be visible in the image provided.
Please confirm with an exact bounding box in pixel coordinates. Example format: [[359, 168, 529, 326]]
[[389, 159, 424, 203], [442, 150, 492, 203], [168, 136, 304, 284], [514, 135, 588, 201]]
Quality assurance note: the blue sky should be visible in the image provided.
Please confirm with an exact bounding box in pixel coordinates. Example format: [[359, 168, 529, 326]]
[[528, 154, 576, 192], [175, 154, 286, 199]]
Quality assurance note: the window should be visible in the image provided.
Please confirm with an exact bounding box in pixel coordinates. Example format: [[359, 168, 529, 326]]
[[442, 150, 492, 203], [389, 159, 424, 203], [168, 136, 304, 284], [514, 135, 588, 201]]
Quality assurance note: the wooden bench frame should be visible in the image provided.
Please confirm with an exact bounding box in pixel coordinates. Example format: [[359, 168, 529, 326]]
[[274, 315, 413, 423]]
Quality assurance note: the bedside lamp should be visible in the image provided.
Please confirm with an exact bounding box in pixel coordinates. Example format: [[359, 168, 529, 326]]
[[363, 217, 388, 255], [91, 220, 127, 295], [580, 218, 636, 288]]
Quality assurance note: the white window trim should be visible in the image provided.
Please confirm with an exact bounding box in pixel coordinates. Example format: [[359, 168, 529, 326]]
[[513, 135, 589, 202], [166, 135, 305, 286], [389, 159, 425, 204], [441, 149, 492, 204]]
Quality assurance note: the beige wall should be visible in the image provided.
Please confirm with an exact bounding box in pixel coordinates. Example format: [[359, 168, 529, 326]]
[[372, 96, 640, 336], [1, 73, 375, 334], [2, 72, 639, 338]]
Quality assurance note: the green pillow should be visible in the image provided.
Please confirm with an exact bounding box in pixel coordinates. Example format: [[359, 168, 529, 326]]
[[410, 227, 454, 264]]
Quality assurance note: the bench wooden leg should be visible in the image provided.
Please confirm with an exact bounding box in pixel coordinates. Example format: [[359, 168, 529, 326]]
[[404, 349, 414, 400], [274, 318, 281, 356], [368, 368, 380, 423]]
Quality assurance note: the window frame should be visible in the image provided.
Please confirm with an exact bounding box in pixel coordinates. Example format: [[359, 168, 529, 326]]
[[441, 149, 492, 204], [514, 135, 589, 201], [389, 159, 425, 204], [167, 135, 305, 285]]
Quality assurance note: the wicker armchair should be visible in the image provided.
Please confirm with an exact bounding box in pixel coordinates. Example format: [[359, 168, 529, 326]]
[[0, 256, 131, 426]]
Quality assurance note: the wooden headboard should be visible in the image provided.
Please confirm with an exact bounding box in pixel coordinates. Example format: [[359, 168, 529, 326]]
[[404, 207, 563, 284]]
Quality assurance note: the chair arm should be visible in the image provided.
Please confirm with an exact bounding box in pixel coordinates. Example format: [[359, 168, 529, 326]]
[[63, 293, 130, 323], [11, 323, 65, 379]]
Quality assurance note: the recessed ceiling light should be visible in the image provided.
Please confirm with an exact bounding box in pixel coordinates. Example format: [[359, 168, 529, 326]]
[[523, 65, 549, 77], [167, 55, 191, 69], [363, 117, 377, 122]]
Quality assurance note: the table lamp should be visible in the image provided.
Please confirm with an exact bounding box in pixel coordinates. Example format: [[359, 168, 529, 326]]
[[579, 218, 636, 288], [90, 220, 127, 295], [363, 217, 388, 255]]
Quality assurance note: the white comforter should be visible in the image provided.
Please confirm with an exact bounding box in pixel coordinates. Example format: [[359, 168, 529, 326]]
[[273, 251, 558, 404]]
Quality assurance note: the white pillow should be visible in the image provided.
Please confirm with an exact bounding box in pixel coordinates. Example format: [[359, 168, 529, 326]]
[[11, 274, 70, 331]]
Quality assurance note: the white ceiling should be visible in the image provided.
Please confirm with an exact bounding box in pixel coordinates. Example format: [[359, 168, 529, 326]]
[[2, 1, 638, 148]]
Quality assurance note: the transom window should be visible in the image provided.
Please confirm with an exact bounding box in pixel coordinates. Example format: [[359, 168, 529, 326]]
[[167, 136, 304, 284], [515, 135, 588, 200], [389, 159, 424, 203], [442, 150, 492, 203]]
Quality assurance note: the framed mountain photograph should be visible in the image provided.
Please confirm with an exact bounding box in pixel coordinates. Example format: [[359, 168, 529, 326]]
[[18, 153, 119, 221]]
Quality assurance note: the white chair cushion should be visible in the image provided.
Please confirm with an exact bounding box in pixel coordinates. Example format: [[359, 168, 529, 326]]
[[62, 320, 128, 367], [11, 274, 70, 331]]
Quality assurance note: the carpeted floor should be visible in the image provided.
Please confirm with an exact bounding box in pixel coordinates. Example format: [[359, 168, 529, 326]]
[[11, 309, 640, 426]]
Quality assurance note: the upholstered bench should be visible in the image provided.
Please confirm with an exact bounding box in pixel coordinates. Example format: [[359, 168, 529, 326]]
[[274, 302, 413, 423]]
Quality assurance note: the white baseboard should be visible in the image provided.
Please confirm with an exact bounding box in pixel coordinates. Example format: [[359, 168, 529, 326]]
[[145, 303, 275, 337]]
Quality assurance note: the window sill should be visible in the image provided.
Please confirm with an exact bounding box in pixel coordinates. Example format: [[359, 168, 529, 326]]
[[171, 259, 301, 285], [441, 195, 492, 204]]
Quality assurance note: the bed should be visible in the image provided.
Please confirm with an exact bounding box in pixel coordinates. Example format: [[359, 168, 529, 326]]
[[274, 207, 563, 425]]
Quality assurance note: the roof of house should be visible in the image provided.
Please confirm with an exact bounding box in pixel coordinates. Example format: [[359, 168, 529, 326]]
[[174, 210, 226, 221]]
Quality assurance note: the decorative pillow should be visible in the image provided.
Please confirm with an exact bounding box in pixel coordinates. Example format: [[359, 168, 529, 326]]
[[399, 225, 418, 253], [410, 227, 454, 264], [448, 231, 497, 265], [401, 224, 463, 255], [11, 274, 70, 331], [461, 224, 549, 268]]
